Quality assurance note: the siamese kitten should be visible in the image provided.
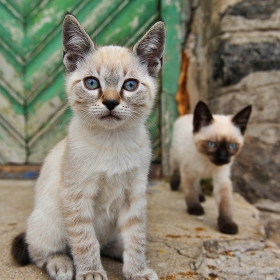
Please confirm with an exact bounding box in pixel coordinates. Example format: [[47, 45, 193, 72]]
[[11, 14, 165, 280], [170, 101, 252, 234]]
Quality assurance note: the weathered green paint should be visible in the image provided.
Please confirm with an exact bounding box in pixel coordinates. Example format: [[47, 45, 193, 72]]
[[0, 0, 183, 167], [0, 3, 24, 53], [161, 0, 185, 175], [28, 105, 71, 162], [9, 0, 43, 17], [147, 95, 161, 162], [0, 1, 25, 163]]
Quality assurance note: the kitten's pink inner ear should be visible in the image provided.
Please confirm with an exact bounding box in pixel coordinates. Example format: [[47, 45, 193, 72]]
[[62, 14, 95, 72], [133, 21, 165, 76], [62, 14, 95, 55]]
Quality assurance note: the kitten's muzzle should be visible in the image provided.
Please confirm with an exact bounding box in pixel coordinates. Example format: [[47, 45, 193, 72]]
[[102, 99, 119, 111], [213, 150, 230, 166]]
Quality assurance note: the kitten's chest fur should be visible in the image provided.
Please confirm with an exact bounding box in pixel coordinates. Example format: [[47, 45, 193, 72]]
[[67, 120, 151, 175], [92, 173, 129, 243], [63, 152, 138, 245], [61, 123, 150, 243]]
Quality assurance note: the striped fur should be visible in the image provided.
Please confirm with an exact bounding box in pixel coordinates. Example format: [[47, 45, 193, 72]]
[[12, 15, 165, 280]]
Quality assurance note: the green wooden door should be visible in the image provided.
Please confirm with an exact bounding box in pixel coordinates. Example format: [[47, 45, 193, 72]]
[[0, 0, 184, 169]]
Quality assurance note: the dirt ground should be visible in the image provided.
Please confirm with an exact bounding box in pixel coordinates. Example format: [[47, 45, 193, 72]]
[[1, 179, 279, 280]]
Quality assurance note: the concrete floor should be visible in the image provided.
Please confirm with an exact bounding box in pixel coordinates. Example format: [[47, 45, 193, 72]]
[[1, 180, 280, 280]]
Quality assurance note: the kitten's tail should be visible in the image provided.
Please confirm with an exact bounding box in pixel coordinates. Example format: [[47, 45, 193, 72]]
[[11, 232, 31, 266]]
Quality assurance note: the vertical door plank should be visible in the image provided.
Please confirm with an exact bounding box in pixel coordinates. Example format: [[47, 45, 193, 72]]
[[0, 2, 25, 163], [160, 0, 185, 175]]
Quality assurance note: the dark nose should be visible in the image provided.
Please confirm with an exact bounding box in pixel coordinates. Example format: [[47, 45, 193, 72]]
[[102, 99, 119, 111], [218, 150, 227, 160], [214, 149, 229, 165]]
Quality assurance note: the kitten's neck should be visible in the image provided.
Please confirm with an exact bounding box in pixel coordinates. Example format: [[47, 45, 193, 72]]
[[66, 115, 150, 175], [69, 116, 147, 147]]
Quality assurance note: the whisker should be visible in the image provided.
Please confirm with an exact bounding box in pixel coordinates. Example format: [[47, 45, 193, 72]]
[[129, 109, 161, 137], [59, 115, 73, 131]]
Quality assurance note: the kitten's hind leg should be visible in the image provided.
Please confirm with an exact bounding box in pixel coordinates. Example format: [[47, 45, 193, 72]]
[[182, 173, 204, 215], [28, 243, 74, 280], [12, 231, 74, 280], [170, 168, 181, 191], [25, 210, 75, 279]]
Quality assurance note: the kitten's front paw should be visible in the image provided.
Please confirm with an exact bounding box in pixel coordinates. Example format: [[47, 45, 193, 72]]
[[76, 270, 108, 280], [187, 204, 204, 215], [44, 254, 74, 280], [218, 216, 238, 235], [124, 268, 158, 280]]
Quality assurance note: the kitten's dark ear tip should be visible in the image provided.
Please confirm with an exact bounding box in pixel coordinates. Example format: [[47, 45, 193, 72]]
[[157, 16, 165, 24], [64, 12, 76, 21], [147, 21, 166, 37], [232, 104, 252, 134], [63, 13, 76, 23], [64, 11, 73, 17], [195, 101, 207, 108], [246, 105, 252, 117], [194, 101, 211, 115], [154, 21, 165, 28], [193, 101, 213, 133], [245, 105, 253, 113]]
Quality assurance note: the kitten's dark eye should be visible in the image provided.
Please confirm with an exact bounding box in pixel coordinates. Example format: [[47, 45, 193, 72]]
[[207, 141, 216, 148], [229, 143, 237, 150], [84, 77, 100, 90], [123, 79, 138, 91]]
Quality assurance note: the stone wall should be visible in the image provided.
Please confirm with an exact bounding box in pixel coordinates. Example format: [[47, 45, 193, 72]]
[[185, 0, 280, 202]]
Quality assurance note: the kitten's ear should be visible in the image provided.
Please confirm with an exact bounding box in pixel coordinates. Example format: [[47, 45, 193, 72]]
[[133, 21, 165, 77], [232, 105, 252, 135], [62, 14, 95, 72], [193, 101, 214, 133]]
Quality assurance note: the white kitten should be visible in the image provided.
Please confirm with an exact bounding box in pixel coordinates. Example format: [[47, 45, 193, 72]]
[[12, 14, 165, 280]]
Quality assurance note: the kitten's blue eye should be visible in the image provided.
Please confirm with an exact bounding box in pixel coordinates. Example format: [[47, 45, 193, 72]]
[[123, 79, 138, 91], [229, 143, 237, 150], [207, 141, 216, 148], [84, 77, 100, 90]]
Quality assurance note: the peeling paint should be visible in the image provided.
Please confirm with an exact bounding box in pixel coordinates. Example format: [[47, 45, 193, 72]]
[[82, 0, 117, 31], [130, 16, 139, 29], [2, 18, 24, 43]]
